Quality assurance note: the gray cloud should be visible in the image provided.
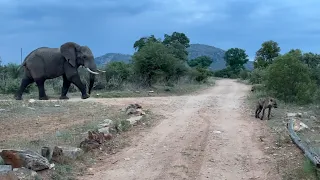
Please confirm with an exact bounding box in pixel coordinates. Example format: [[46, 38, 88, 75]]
[[1, 0, 320, 64]]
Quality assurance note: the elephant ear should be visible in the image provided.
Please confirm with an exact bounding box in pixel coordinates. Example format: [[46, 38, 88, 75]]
[[60, 42, 80, 67]]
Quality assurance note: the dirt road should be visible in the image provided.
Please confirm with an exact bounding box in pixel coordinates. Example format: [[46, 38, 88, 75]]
[[77, 79, 280, 180]]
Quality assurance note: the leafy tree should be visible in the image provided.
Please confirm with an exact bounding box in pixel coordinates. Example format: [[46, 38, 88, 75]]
[[132, 41, 182, 86], [162, 32, 190, 62], [188, 56, 213, 68], [224, 48, 249, 75], [162, 32, 190, 48], [265, 52, 316, 104], [254, 40, 281, 69], [302, 52, 320, 68], [133, 35, 161, 52]]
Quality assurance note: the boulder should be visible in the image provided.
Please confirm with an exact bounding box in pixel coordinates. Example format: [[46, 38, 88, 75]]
[[51, 146, 84, 163], [0, 150, 50, 171]]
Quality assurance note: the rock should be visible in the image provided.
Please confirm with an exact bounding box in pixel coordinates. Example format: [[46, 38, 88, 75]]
[[28, 99, 35, 103], [79, 131, 107, 152], [51, 146, 84, 163], [286, 113, 302, 118], [0, 109, 5, 112], [212, 131, 222, 134], [293, 119, 309, 132], [103, 119, 113, 125], [0, 170, 17, 180], [310, 116, 317, 121], [97, 119, 114, 129], [126, 116, 143, 125], [54, 104, 60, 107], [0, 165, 12, 173], [98, 127, 110, 134], [12, 167, 40, 180], [0, 150, 50, 171]]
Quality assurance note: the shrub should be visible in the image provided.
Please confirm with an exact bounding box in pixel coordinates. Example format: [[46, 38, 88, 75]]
[[265, 52, 317, 104], [249, 68, 267, 84], [239, 69, 251, 80]]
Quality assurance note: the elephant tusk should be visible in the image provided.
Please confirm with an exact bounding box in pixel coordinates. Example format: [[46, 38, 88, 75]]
[[85, 67, 99, 75], [97, 69, 106, 73]]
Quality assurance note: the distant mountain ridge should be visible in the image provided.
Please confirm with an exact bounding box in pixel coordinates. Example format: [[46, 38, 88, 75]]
[[94, 44, 254, 71]]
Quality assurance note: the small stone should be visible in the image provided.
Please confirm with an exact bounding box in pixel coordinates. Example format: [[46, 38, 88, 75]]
[[310, 116, 317, 121], [28, 99, 35, 103], [98, 127, 110, 134], [54, 104, 60, 107], [126, 116, 143, 125], [124, 158, 130, 161], [212, 131, 221, 134]]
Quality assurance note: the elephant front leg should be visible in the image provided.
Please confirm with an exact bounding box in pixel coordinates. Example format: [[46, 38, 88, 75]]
[[35, 78, 49, 100], [69, 75, 90, 99], [60, 74, 71, 100]]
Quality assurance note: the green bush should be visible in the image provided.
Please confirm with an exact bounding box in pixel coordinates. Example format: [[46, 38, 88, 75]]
[[249, 68, 267, 84], [188, 67, 211, 82], [264, 52, 317, 104], [239, 69, 251, 80]]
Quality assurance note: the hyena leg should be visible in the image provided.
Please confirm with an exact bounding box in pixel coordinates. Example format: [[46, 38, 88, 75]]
[[260, 107, 266, 120], [267, 107, 272, 120], [255, 106, 262, 118]]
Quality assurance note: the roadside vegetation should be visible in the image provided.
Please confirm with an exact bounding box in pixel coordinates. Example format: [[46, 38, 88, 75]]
[[239, 40, 320, 179]]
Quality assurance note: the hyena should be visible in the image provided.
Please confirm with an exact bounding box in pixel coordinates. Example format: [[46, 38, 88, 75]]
[[255, 97, 278, 120]]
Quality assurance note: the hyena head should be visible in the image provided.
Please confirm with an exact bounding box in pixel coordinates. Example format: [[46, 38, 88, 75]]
[[268, 98, 277, 108]]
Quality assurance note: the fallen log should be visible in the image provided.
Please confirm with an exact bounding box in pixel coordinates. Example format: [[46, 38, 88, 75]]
[[287, 119, 320, 168]]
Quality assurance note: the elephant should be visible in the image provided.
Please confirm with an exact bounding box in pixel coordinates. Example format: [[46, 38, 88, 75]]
[[14, 41, 105, 100]]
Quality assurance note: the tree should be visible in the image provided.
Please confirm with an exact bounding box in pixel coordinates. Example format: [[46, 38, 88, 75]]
[[254, 40, 281, 69], [302, 52, 320, 68], [133, 35, 161, 52], [224, 48, 249, 75], [132, 41, 182, 86], [265, 52, 316, 104], [162, 32, 190, 62], [162, 32, 190, 48], [188, 56, 213, 68]]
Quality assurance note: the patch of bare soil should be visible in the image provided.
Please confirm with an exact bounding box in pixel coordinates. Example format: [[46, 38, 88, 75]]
[[74, 79, 281, 180]]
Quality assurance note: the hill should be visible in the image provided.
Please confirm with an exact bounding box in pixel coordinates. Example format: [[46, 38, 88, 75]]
[[94, 44, 254, 71], [187, 44, 253, 71]]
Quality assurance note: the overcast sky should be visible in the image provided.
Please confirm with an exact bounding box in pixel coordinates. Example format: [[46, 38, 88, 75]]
[[0, 0, 320, 64]]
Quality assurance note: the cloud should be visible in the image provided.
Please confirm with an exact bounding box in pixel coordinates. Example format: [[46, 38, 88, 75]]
[[0, 0, 320, 64]]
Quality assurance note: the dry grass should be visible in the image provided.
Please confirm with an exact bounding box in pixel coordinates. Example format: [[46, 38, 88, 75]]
[[0, 99, 161, 180]]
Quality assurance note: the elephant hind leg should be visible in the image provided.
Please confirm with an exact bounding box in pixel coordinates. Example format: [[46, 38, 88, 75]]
[[15, 78, 34, 100], [60, 74, 71, 100], [35, 78, 49, 100]]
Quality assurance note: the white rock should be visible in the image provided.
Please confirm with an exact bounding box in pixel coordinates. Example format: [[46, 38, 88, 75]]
[[98, 127, 110, 134], [28, 99, 35, 103], [126, 116, 143, 125]]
